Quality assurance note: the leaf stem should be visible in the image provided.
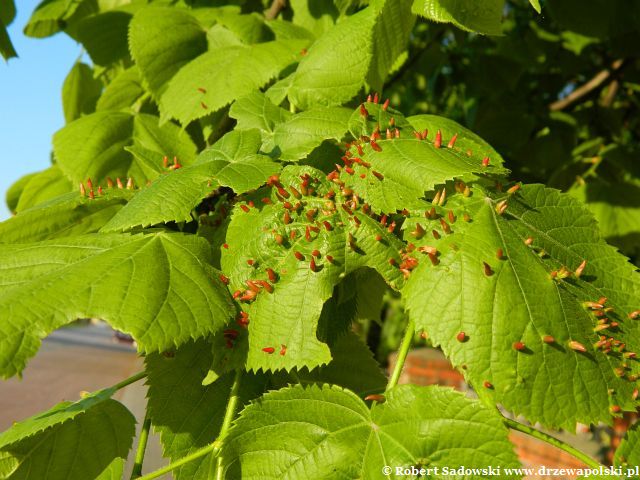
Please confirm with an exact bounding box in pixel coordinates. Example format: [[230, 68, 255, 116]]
[[130, 409, 152, 479], [386, 317, 415, 392], [114, 371, 147, 391], [503, 417, 602, 469], [214, 369, 244, 480], [137, 370, 244, 480], [137, 442, 223, 480]]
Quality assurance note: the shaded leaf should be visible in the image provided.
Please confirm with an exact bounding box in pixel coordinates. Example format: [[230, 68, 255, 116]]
[[15, 166, 73, 213], [95, 67, 146, 112], [0, 396, 134, 480], [62, 62, 102, 123], [411, 0, 504, 35], [146, 341, 267, 480], [103, 131, 278, 231]]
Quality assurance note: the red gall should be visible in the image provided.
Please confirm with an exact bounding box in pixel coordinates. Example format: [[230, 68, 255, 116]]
[[434, 130, 442, 148], [568, 340, 587, 353]]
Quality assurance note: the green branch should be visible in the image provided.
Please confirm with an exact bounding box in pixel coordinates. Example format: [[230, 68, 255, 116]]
[[503, 417, 603, 469], [386, 317, 415, 392]]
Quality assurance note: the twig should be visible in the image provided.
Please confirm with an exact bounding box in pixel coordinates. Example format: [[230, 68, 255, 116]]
[[549, 59, 624, 111], [130, 409, 152, 479], [386, 317, 415, 392], [600, 79, 619, 107], [503, 417, 603, 469], [265, 0, 286, 20]]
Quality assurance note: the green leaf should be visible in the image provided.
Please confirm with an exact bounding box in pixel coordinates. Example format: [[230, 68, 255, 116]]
[[271, 106, 352, 161], [102, 131, 278, 231], [0, 0, 16, 26], [221, 166, 405, 372], [15, 166, 73, 213], [159, 40, 307, 125], [129, 7, 208, 99], [411, 0, 505, 35], [0, 232, 234, 378], [229, 92, 291, 136], [0, 396, 134, 480], [222, 384, 521, 478], [290, 0, 338, 36], [288, 6, 377, 109], [53, 112, 198, 185], [62, 62, 102, 123], [5, 172, 39, 214], [95, 66, 146, 112], [339, 111, 507, 213], [404, 185, 640, 428], [75, 10, 132, 66], [24, 0, 95, 38], [0, 385, 121, 449], [196, 129, 263, 163], [0, 23, 16, 61], [146, 341, 267, 480], [529, 0, 541, 13], [615, 422, 640, 469], [366, 0, 415, 92], [209, 10, 273, 44], [0, 189, 132, 243], [570, 180, 640, 257], [266, 19, 315, 42], [277, 331, 387, 396], [408, 114, 506, 167]]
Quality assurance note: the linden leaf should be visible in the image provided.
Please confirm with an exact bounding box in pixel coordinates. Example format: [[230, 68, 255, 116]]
[[13, 166, 73, 213], [287, 6, 377, 109], [0, 232, 234, 378], [411, 0, 505, 36], [338, 114, 506, 213], [229, 92, 291, 137], [288, 0, 415, 109], [0, 188, 132, 243], [221, 384, 521, 478], [146, 341, 267, 480], [0, 393, 134, 480], [53, 112, 198, 185], [159, 39, 307, 125], [615, 422, 640, 469], [129, 7, 208, 99], [271, 106, 352, 161], [404, 184, 640, 429], [221, 166, 404, 372], [102, 130, 279, 231]]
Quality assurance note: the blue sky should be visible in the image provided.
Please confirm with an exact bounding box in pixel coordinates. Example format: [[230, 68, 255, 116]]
[[0, 0, 81, 221]]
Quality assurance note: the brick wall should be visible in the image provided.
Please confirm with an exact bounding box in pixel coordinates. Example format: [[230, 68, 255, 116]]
[[387, 347, 625, 480]]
